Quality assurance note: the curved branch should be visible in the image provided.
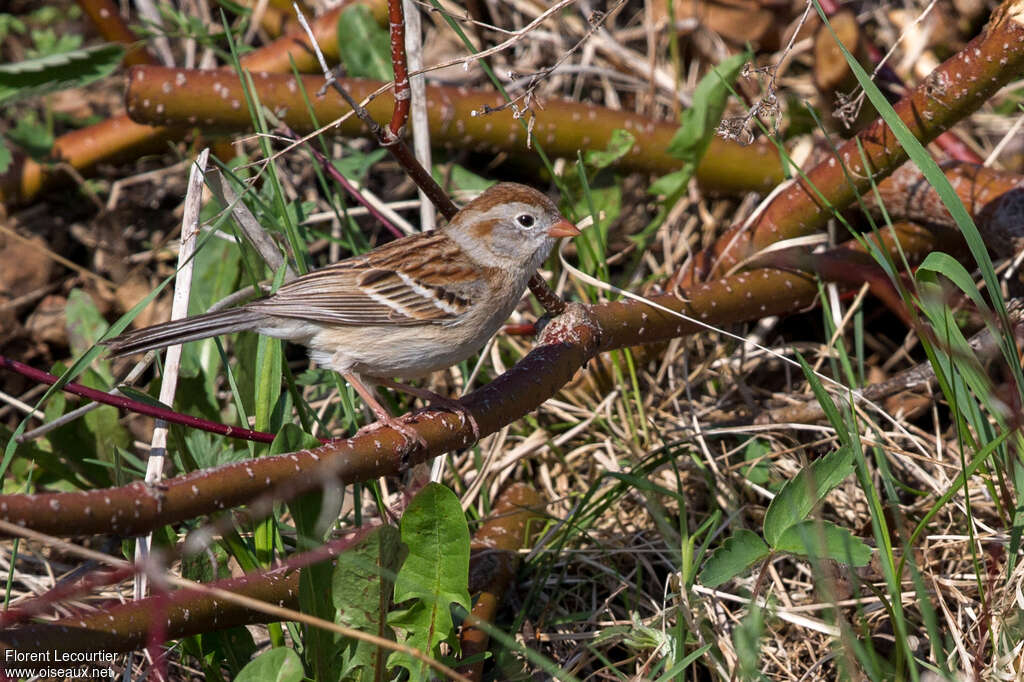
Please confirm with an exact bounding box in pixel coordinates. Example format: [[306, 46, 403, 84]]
[[122, 67, 784, 194], [0, 159, 1018, 537], [690, 0, 1024, 280]]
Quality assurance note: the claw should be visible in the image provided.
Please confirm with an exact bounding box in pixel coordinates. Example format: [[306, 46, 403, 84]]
[[375, 378, 481, 443], [357, 416, 428, 471], [422, 395, 480, 442]]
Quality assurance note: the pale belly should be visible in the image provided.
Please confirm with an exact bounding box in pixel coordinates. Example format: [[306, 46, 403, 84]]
[[286, 315, 508, 380]]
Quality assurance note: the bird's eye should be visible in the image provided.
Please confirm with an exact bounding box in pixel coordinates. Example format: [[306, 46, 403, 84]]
[[516, 214, 535, 228]]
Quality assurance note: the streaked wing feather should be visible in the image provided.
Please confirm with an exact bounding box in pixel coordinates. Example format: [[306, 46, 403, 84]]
[[250, 231, 480, 327]]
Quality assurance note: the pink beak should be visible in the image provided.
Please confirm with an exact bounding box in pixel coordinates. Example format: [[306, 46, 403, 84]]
[[547, 218, 581, 238]]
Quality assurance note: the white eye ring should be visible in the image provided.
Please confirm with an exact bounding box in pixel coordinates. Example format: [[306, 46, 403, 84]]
[[516, 214, 536, 228]]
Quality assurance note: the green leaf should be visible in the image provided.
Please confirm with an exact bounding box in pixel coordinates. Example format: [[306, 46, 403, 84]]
[[763, 444, 855, 547], [917, 252, 988, 313], [742, 438, 772, 486], [65, 289, 113, 386], [0, 15, 27, 43], [700, 529, 770, 588], [0, 43, 124, 105], [774, 520, 872, 566], [652, 51, 749, 197], [733, 603, 764, 681], [234, 647, 304, 682], [584, 128, 635, 170], [819, 0, 1019, 396], [444, 165, 494, 192], [28, 29, 83, 58], [647, 168, 688, 197], [183, 627, 257, 679], [388, 483, 471, 677], [333, 525, 404, 679], [0, 139, 12, 173], [796, 352, 849, 445], [571, 182, 621, 280], [6, 114, 54, 162], [337, 5, 393, 82], [270, 422, 320, 457], [332, 148, 388, 182], [180, 235, 241, 380]]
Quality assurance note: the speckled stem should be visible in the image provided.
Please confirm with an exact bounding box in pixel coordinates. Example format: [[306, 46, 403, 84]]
[[0, 171, 1011, 538], [75, 0, 157, 67], [459, 483, 544, 679], [386, 0, 410, 141], [866, 161, 1024, 258], [0, 483, 539, 656], [691, 0, 1024, 280], [123, 66, 784, 195], [0, 200, 1000, 538], [0, 551, 307, 655], [0, 0, 388, 205]]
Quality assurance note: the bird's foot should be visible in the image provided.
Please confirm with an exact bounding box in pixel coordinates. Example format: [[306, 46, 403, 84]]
[[377, 379, 480, 442], [357, 415, 428, 471], [420, 394, 480, 442]]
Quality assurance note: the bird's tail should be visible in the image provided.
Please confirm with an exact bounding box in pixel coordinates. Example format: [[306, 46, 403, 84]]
[[104, 307, 266, 357]]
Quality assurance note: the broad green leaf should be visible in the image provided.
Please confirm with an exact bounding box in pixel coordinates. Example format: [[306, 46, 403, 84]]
[[333, 148, 388, 182], [571, 182, 621, 279], [0, 15, 27, 43], [651, 51, 749, 198], [774, 520, 872, 566], [0, 43, 124, 105], [764, 444, 855, 547], [6, 114, 53, 162], [181, 235, 241, 380], [183, 627, 256, 680], [27, 28, 82, 58], [446, 165, 494, 192], [584, 128, 635, 170], [388, 483, 471, 677], [742, 438, 772, 486], [700, 529, 770, 588], [333, 525, 404, 680], [234, 647, 304, 682], [648, 168, 688, 197], [65, 289, 110, 363], [270, 422, 320, 457], [337, 5, 393, 82]]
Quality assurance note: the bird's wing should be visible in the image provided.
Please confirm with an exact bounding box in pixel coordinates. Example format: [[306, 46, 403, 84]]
[[250, 231, 483, 326]]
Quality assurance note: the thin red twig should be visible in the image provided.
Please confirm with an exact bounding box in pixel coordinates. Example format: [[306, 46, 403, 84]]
[[0, 355, 279, 444]]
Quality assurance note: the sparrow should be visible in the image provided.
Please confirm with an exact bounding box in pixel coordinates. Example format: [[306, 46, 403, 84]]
[[105, 182, 580, 444]]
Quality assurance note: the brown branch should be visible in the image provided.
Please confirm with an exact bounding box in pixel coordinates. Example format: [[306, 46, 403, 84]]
[[759, 300, 1024, 424], [0, 159, 1016, 537], [0, 483, 542, 663], [459, 483, 545, 679], [688, 0, 1024, 282], [0, 529, 374, 656], [122, 67, 785, 193], [0, 0, 389, 205], [75, 0, 157, 67], [386, 0, 410, 141]]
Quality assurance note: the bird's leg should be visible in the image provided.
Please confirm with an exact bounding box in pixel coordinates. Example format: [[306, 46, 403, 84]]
[[342, 372, 427, 467], [375, 378, 480, 441]]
